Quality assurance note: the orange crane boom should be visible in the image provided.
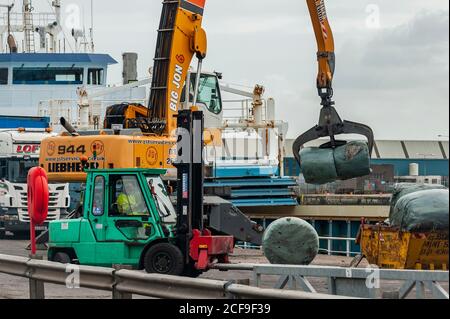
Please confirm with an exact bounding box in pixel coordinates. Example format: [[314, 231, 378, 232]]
[[292, 0, 374, 179]]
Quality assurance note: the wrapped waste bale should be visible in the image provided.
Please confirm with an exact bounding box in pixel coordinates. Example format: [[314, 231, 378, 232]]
[[334, 141, 371, 180], [262, 217, 319, 265], [390, 189, 449, 232], [299, 141, 371, 185], [389, 183, 447, 220], [299, 147, 338, 184]]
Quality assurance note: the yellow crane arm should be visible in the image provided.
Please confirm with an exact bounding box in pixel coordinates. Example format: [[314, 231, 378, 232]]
[[148, 0, 208, 136], [306, 0, 335, 99]]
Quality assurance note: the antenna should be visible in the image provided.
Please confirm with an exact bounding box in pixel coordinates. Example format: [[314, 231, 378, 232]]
[[90, 0, 94, 52]]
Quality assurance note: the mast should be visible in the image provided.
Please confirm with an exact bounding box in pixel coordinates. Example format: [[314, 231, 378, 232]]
[[90, 0, 94, 52], [22, 0, 35, 53]]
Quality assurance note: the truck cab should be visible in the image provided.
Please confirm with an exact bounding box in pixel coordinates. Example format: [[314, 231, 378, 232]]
[[48, 168, 233, 276], [0, 128, 70, 238]]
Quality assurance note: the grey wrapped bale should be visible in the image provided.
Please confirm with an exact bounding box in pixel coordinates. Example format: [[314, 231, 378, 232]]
[[390, 189, 449, 232], [262, 217, 319, 265], [334, 141, 371, 179], [299, 147, 338, 184], [389, 183, 447, 219]]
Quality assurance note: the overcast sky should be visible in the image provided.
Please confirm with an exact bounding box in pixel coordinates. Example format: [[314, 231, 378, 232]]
[[27, 0, 450, 139]]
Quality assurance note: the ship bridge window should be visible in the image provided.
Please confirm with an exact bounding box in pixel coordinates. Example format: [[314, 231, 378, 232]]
[[88, 68, 104, 85], [12, 67, 84, 85], [0, 68, 8, 85]]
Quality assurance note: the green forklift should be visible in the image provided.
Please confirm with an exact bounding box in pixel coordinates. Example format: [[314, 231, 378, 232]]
[[47, 111, 234, 276]]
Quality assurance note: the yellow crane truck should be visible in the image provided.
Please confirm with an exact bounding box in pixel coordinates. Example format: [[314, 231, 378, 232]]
[[39, 0, 215, 183]]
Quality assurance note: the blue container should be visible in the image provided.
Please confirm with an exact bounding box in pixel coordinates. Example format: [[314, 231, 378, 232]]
[[0, 115, 50, 129]]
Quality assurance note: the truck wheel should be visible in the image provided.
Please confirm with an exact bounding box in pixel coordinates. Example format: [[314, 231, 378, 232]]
[[144, 243, 184, 276], [52, 252, 72, 264]]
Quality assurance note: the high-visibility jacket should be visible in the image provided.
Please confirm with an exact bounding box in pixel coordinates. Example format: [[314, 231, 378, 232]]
[[117, 193, 140, 215]]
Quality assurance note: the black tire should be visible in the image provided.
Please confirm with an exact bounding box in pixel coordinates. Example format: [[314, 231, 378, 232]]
[[144, 243, 185, 276], [52, 252, 72, 264], [182, 262, 203, 278], [0, 230, 5, 239]]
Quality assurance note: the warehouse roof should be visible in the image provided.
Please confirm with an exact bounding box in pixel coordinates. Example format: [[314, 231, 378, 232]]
[[285, 139, 449, 160]]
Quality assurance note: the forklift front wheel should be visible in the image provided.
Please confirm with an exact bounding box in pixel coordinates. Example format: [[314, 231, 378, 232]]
[[52, 252, 72, 264], [144, 243, 185, 276]]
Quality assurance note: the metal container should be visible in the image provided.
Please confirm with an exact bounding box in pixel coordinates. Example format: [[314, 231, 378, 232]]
[[357, 223, 448, 270]]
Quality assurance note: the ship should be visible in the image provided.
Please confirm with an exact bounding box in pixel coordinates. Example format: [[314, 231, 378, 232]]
[[0, 0, 145, 122]]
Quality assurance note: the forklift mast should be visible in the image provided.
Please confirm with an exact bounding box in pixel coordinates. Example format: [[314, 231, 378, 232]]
[[174, 110, 233, 271], [174, 110, 205, 263]]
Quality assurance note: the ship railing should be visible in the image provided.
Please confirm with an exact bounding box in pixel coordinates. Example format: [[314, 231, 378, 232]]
[[1, 12, 57, 29], [38, 98, 146, 130], [222, 98, 269, 125]]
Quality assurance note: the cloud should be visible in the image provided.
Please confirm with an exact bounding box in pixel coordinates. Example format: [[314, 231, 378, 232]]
[[6, 0, 447, 140]]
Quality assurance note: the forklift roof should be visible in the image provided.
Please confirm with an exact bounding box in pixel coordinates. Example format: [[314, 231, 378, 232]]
[[85, 168, 168, 175]]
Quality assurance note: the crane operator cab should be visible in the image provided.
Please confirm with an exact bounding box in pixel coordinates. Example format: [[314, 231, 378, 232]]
[[103, 71, 223, 136], [182, 71, 223, 131], [292, 0, 374, 185]]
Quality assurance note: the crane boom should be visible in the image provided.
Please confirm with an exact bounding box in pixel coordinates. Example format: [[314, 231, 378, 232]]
[[306, 0, 335, 102]]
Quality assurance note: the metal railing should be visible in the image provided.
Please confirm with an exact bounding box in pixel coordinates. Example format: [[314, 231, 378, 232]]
[[300, 194, 392, 206], [3, 254, 446, 299], [211, 263, 449, 299], [237, 236, 360, 257], [319, 236, 359, 257], [0, 254, 351, 299]]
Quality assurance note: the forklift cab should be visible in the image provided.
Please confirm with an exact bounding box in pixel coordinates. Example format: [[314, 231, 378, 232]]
[[86, 169, 176, 243], [48, 169, 179, 270]]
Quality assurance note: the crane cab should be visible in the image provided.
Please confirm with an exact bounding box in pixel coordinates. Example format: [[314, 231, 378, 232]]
[[103, 71, 223, 135], [183, 71, 223, 130]]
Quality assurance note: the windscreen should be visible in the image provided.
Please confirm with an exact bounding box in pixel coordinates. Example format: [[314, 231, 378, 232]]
[[146, 176, 177, 224], [2, 158, 38, 183]]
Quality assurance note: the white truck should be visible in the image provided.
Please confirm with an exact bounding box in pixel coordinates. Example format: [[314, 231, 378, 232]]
[[0, 128, 70, 238]]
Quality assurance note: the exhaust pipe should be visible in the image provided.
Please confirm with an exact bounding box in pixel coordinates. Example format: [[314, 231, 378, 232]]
[[60, 117, 79, 136]]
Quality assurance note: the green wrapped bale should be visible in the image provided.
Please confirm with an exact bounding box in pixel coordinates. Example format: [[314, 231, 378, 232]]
[[299, 147, 338, 184], [262, 217, 319, 265], [299, 141, 371, 185], [390, 189, 449, 232], [389, 183, 447, 220], [334, 141, 371, 180]]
